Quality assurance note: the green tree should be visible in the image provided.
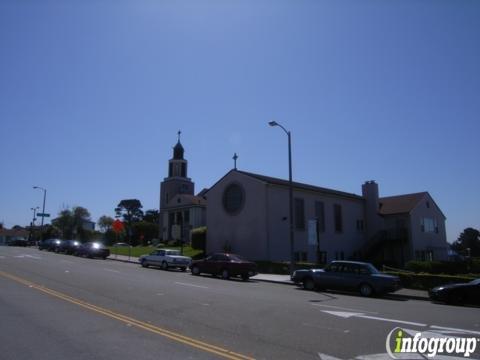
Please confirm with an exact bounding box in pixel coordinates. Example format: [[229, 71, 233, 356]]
[[98, 215, 114, 233], [452, 228, 480, 257], [52, 209, 74, 239], [52, 206, 92, 241], [132, 221, 159, 246], [143, 209, 160, 224], [115, 199, 143, 223], [115, 199, 143, 244]]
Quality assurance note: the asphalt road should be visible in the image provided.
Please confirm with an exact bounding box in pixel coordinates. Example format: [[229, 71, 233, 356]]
[[1, 246, 479, 360]]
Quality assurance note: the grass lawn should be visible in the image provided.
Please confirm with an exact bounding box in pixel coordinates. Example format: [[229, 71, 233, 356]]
[[108, 245, 203, 258]]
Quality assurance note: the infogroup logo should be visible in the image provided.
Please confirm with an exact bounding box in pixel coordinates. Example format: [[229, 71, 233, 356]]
[[386, 327, 479, 359]]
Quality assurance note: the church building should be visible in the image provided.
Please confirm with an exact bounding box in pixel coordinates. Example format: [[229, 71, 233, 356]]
[[205, 169, 449, 266], [159, 133, 206, 243]]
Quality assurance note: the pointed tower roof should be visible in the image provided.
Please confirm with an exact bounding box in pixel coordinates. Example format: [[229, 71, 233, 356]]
[[173, 130, 184, 160]]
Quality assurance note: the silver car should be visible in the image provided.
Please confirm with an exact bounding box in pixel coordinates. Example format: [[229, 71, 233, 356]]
[[139, 249, 191, 271]]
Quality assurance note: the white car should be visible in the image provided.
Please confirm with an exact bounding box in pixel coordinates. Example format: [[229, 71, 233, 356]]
[[139, 249, 191, 271]]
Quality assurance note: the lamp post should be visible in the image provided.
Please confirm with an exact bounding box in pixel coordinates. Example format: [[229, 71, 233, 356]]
[[268, 121, 295, 274], [31, 207, 39, 225], [30, 206, 39, 244], [33, 186, 47, 238]]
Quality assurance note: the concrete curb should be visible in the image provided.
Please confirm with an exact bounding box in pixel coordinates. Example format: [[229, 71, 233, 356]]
[[107, 256, 430, 301]]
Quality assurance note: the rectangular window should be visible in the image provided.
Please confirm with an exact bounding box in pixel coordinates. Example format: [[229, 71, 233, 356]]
[[334, 204, 343, 233], [184, 211, 190, 224], [316, 251, 327, 264], [421, 218, 436, 233], [314, 201, 325, 233], [295, 198, 305, 230], [356, 219, 364, 231]]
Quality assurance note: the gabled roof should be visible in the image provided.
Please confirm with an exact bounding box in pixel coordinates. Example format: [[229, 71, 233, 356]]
[[379, 192, 427, 215], [236, 170, 363, 200]]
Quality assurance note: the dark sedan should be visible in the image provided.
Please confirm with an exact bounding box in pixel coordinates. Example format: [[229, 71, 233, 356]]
[[75, 242, 110, 259], [190, 253, 257, 281], [292, 261, 402, 297], [58, 240, 81, 255], [38, 238, 63, 252], [429, 278, 480, 305], [7, 237, 28, 247]]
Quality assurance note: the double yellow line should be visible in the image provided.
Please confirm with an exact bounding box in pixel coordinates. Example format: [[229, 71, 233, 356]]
[[0, 270, 254, 360]]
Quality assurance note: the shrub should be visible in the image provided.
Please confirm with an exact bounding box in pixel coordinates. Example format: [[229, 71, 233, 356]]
[[405, 259, 480, 275], [386, 272, 475, 291], [191, 227, 206, 253]]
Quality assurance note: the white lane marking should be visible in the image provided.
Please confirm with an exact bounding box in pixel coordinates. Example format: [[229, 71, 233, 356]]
[[319, 352, 468, 360], [322, 311, 427, 327], [174, 282, 208, 289], [14, 254, 41, 259], [65, 270, 70, 273], [104, 268, 120, 274], [311, 303, 378, 314], [156, 293, 164, 296], [430, 325, 480, 336], [322, 311, 480, 336]]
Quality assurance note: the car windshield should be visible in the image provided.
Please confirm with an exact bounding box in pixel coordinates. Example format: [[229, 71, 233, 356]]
[[470, 279, 480, 285], [166, 250, 181, 256], [228, 254, 246, 261], [366, 264, 380, 274]]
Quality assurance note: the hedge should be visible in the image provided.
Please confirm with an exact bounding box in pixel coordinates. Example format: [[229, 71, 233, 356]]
[[386, 272, 476, 291], [405, 259, 480, 275]]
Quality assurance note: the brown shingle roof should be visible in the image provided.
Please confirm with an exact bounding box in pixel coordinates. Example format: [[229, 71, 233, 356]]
[[379, 192, 427, 215]]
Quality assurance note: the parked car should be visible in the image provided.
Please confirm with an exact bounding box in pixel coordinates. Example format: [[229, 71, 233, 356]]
[[190, 253, 257, 281], [429, 278, 480, 305], [139, 249, 191, 271], [7, 237, 28, 247], [75, 242, 110, 259], [58, 240, 81, 255], [291, 261, 402, 297], [38, 238, 63, 252]]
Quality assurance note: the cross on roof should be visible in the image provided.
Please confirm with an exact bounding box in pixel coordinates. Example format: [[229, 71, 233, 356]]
[[233, 153, 238, 170]]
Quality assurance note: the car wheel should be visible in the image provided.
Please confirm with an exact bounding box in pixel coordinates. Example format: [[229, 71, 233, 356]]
[[221, 269, 230, 280], [161, 261, 169, 270], [181, 267, 187, 272], [191, 266, 200, 275], [303, 277, 315, 291], [359, 283, 374, 297], [241, 274, 249, 281], [141, 260, 148, 268]]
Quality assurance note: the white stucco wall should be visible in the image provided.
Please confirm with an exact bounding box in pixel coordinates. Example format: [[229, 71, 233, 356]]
[[266, 185, 366, 262], [409, 194, 448, 261], [206, 172, 268, 260]]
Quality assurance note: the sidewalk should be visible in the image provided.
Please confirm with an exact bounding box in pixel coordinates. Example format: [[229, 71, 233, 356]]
[[107, 254, 429, 301]]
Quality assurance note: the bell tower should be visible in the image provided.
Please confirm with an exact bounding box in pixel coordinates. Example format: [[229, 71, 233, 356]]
[[159, 131, 195, 211]]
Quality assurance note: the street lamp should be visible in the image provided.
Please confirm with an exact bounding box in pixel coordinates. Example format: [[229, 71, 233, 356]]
[[33, 186, 47, 228], [268, 121, 295, 274], [31, 207, 39, 225], [30, 206, 39, 245]]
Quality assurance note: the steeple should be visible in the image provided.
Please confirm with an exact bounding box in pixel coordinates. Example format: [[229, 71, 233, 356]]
[[173, 130, 184, 160], [168, 131, 188, 178]]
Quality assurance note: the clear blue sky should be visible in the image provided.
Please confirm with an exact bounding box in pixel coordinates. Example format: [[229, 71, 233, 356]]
[[1, 1, 479, 244]]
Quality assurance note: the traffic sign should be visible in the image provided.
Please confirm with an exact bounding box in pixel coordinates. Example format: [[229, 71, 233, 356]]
[[37, 213, 50, 217], [112, 220, 124, 233]]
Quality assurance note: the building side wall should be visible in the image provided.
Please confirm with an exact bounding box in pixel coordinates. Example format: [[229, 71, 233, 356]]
[[409, 194, 448, 261], [206, 172, 267, 260], [266, 186, 367, 262]]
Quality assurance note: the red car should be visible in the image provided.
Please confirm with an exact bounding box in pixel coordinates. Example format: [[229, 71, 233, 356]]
[[190, 253, 257, 281]]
